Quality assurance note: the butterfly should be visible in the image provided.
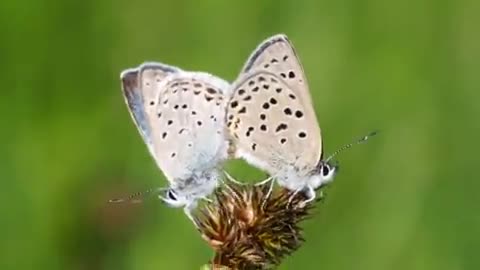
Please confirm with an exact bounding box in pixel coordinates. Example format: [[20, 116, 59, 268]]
[[119, 62, 232, 223], [226, 34, 376, 204]]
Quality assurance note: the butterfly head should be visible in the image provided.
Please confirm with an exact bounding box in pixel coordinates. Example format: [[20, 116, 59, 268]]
[[160, 189, 190, 208], [309, 160, 338, 189]]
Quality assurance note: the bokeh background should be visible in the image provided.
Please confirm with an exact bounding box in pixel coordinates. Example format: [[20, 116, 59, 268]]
[[1, 0, 479, 269]]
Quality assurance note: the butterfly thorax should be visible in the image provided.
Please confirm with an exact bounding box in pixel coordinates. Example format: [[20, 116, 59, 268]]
[[276, 160, 337, 191], [170, 169, 219, 201], [275, 164, 316, 191], [308, 160, 338, 189]]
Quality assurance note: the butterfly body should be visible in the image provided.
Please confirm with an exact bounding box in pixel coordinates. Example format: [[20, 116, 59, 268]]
[[121, 62, 231, 220]]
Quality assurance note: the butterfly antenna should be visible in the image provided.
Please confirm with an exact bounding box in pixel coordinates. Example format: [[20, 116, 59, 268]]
[[325, 130, 379, 162], [109, 187, 166, 204]]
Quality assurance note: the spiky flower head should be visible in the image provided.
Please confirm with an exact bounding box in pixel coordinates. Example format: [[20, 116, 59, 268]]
[[195, 181, 322, 270]]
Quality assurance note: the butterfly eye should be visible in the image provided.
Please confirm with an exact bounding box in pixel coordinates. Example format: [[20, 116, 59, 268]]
[[167, 189, 177, 201], [322, 165, 330, 177]]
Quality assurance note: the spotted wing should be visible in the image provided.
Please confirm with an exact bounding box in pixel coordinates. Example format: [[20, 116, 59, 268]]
[[120, 62, 180, 157], [138, 67, 231, 183], [227, 34, 322, 175]]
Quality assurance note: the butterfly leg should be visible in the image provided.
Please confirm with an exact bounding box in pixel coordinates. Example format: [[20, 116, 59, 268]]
[[260, 178, 275, 209], [183, 202, 199, 229], [255, 176, 273, 186], [218, 171, 244, 202], [287, 188, 302, 208], [298, 186, 316, 208], [219, 179, 243, 203], [223, 170, 245, 185], [201, 197, 213, 203]]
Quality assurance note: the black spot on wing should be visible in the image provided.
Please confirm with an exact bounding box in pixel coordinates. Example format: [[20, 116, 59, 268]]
[[245, 126, 254, 137], [275, 123, 288, 133], [206, 87, 217, 94], [205, 95, 214, 102]]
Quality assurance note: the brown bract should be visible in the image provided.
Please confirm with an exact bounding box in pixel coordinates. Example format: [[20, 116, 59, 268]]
[[195, 182, 321, 270]]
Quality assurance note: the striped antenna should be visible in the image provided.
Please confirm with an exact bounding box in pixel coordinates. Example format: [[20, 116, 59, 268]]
[[109, 187, 167, 204], [325, 130, 378, 162]]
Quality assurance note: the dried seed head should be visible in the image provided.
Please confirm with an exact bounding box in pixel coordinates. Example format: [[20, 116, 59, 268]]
[[195, 182, 322, 269]]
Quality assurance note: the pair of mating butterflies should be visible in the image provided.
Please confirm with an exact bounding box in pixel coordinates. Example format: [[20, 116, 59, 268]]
[[119, 34, 374, 223]]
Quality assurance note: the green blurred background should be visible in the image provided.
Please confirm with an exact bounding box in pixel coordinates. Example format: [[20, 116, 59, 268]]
[[1, 0, 479, 269]]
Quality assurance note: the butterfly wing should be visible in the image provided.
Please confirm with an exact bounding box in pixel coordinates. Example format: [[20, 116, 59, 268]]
[[227, 34, 322, 175], [137, 66, 231, 183], [120, 62, 180, 157]]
